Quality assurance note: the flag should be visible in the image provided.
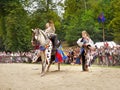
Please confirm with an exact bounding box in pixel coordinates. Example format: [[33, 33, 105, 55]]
[[98, 13, 105, 23], [55, 45, 68, 63]]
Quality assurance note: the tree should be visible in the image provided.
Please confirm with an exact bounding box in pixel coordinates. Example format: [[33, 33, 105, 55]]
[[0, 0, 17, 50], [63, 0, 99, 45], [27, 0, 62, 40], [0, 0, 63, 51], [108, 0, 120, 44], [63, 0, 115, 45], [0, 0, 32, 51]]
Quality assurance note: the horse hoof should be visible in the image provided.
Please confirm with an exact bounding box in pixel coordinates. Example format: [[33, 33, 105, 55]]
[[46, 69, 50, 72], [32, 61, 35, 63], [40, 74, 45, 77], [41, 73, 45, 77]]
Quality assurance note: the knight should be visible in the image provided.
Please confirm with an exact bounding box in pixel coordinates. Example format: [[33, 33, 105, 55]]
[[77, 30, 95, 71], [45, 20, 60, 52]]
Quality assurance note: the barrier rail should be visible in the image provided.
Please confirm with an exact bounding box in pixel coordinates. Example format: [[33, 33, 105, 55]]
[[0, 56, 32, 63]]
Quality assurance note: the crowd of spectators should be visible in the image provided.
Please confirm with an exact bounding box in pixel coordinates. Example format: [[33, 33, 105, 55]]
[[0, 51, 33, 63], [63, 45, 120, 66], [96, 46, 120, 66], [0, 45, 120, 66]]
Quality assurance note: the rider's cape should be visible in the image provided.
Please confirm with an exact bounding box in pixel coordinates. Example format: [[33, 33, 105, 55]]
[[55, 45, 68, 63]]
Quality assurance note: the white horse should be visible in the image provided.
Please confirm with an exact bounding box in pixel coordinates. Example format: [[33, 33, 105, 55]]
[[31, 28, 60, 76]]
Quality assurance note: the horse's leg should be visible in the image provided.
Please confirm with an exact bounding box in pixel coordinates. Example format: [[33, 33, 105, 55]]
[[58, 62, 60, 71], [32, 50, 40, 63], [41, 61, 46, 76], [46, 60, 52, 72], [40, 51, 44, 73], [40, 51, 46, 76], [46, 51, 52, 72], [46, 41, 53, 72]]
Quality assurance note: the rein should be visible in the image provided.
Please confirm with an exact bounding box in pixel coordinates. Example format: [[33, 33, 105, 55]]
[[40, 30, 48, 40], [32, 29, 51, 51]]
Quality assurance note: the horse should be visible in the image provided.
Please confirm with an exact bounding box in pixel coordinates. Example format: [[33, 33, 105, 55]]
[[31, 28, 60, 76]]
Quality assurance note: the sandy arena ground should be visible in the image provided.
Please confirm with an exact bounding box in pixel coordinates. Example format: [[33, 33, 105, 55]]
[[0, 63, 120, 90]]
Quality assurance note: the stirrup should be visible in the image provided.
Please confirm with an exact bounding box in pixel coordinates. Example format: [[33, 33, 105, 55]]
[[56, 41, 61, 48]]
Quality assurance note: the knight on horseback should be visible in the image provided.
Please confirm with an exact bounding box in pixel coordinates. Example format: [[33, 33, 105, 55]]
[[45, 20, 60, 52], [31, 21, 62, 76]]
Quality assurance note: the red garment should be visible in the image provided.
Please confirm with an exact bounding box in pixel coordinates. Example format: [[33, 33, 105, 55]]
[[104, 42, 109, 47], [55, 51, 63, 63], [34, 45, 39, 50]]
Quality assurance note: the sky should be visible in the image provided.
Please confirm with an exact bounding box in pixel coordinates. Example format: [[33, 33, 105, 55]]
[[24, 0, 65, 18]]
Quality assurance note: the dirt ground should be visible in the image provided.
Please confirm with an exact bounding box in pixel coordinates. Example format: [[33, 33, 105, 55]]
[[0, 63, 120, 90]]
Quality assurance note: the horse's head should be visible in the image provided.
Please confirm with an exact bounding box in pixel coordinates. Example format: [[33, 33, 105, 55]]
[[31, 28, 40, 39], [31, 28, 49, 46], [31, 28, 38, 46]]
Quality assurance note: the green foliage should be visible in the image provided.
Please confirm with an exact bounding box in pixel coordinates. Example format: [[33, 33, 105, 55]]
[[64, 0, 98, 45], [108, 0, 120, 44], [63, 0, 117, 45], [0, 0, 32, 51], [0, 0, 119, 51], [0, 0, 62, 51]]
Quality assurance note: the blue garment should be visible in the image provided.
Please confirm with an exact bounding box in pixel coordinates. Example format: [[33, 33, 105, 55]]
[[80, 47, 84, 55], [39, 46, 46, 51], [80, 38, 85, 54], [76, 57, 81, 64]]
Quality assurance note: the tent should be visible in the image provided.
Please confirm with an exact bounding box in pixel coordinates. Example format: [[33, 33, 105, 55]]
[[95, 41, 117, 48]]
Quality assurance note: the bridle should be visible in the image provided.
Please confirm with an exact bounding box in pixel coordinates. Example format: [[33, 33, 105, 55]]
[[31, 29, 51, 49]]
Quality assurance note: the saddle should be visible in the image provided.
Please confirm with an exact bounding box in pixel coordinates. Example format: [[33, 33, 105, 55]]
[[48, 34, 61, 51]]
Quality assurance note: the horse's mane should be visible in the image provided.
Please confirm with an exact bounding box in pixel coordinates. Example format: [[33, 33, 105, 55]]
[[39, 29, 48, 40], [37, 29, 49, 46]]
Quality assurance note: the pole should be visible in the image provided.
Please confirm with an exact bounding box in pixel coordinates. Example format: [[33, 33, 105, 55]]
[[83, 0, 87, 11], [102, 23, 105, 42]]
